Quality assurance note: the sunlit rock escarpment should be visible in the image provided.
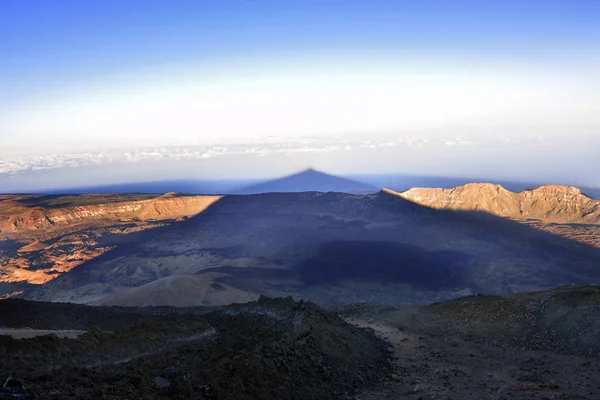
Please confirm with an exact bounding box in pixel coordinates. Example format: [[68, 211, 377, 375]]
[[0, 193, 222, 285], [392, 184, 600, 224]]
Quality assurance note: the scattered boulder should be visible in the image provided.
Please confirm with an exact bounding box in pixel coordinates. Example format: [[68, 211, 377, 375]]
[[0, 374, 34, 399], [154, 376, 170, 390]]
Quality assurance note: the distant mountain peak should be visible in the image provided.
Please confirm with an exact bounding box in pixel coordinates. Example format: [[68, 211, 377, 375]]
[[526, 185, 584, 196]]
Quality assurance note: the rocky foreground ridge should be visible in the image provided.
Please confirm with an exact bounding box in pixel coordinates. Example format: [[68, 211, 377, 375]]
[[0, 296, 390, 399], [3, 287, 600, 399], [392, 183, 600, 224], [340, 286, 600, 399]]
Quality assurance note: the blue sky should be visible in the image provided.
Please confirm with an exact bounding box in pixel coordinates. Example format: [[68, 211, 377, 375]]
[[1, 1, 599, 190], [3, 1, 599, 95]]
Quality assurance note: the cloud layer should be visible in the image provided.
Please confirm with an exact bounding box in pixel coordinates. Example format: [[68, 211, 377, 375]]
[[2, 130, 574, 177], [0, 135, 481, 175]]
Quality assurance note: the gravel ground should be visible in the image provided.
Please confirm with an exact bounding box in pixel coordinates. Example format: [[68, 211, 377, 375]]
[[0, 296, 390, 399]]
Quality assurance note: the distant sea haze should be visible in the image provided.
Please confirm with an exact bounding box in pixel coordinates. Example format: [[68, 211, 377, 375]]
[[24, 169, 600, 200]]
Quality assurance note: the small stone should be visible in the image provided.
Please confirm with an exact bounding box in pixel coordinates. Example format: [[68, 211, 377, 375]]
[[548, 381, 560, 389], [154, 376, 171, 389], [3, 375, 24, 390], [412, 383, 425, 393], [128, 375, 142, 386]]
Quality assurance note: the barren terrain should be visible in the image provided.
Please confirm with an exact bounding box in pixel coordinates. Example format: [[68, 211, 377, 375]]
[[0, 193, 220, 289], [2, 286, 600, 399], [0, 296, 390, 399], [346, 285, 600, 399], [1, 183, 600, 308]]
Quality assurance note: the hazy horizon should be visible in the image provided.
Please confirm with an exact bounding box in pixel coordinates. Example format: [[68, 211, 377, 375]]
[[1, 1, 599, 191]]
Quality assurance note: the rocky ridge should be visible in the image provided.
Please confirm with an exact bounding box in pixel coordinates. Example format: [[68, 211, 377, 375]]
[[0, 194, 222, 237], [0, 296, 391, 399], [393, 183, 600, 224], [0, 194, 222, 286]]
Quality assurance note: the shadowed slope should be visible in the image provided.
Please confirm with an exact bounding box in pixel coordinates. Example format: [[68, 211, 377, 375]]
[[20, 190, 600, 306], [97, 273, 272, 307]]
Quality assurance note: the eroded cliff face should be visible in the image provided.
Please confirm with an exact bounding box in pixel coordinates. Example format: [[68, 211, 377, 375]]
[[0, 194, 222, 236], [0, 194, 223, 285], [518, 185, 600, 222], [393, 184, 600, 224]]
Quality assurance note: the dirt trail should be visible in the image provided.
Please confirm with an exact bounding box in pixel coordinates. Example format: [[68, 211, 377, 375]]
[[349, 318, 600, 399], [0, 328, 85, 339], [0, 297, 391, 399]]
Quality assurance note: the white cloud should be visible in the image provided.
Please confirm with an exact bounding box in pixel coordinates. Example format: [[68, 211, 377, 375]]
[[0, 133, 526, 176], [0, 136, 418, 175]]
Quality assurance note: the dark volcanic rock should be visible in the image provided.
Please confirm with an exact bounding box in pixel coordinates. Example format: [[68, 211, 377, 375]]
[[0, 296, 391, 399]]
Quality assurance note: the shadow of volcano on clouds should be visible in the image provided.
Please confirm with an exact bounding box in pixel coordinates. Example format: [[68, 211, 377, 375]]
[[234, 168, 378, 194]]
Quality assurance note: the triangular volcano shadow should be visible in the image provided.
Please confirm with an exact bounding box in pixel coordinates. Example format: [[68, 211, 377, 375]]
[[234, 168, 378, 194], [27, 189, 600, 301]]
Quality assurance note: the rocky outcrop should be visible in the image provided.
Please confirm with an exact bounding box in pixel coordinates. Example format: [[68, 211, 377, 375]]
[[17, 240, 49, 253], [0, 297, 391, 399], [0, 195, 222, 235], [0, 194, 224, 286], [392, 184, 600, 224]]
